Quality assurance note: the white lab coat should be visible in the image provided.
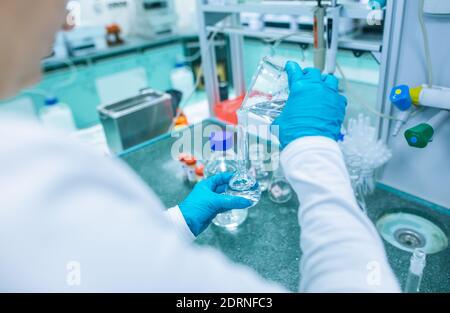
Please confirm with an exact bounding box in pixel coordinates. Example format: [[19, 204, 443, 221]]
[[0, 117, 400, 292]]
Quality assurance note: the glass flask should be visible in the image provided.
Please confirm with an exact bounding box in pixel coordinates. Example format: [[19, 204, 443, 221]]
[[225, 122, 262, 216], [240, 56, 290, 123], [249, 143, 271, 192], [268, 153, 293, 204], [204, 131, 249, 229], [345, 154, 368, 213]]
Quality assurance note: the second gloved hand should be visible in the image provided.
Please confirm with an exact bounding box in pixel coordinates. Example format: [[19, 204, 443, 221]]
[[272, 61, 347, 149], [179, 172, 253, 237]]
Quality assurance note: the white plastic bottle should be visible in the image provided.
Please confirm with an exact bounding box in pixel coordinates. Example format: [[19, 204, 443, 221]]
[[170, 60, 195, 103], [39, 97, 77, 134]]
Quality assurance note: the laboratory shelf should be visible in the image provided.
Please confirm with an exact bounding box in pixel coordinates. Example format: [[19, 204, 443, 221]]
[[207, 26, 383, 52], [121, 119, 450, 293], [200, 1, 382, 20]]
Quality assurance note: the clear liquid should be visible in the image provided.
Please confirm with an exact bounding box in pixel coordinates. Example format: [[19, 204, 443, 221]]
[[212, 209, 249, 230], [222, 110, 262, 216], [204, 155, 243, 229], [246, 99, 287, 123]]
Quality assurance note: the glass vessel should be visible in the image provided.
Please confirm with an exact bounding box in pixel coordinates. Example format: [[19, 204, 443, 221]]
[[204, 131, 248, 229], [249, 143, 271, 192], [226, 121, 262, 216], [268, 153, 293, 204], [404, 249, 427, 293], [240, 56, 289, 123]]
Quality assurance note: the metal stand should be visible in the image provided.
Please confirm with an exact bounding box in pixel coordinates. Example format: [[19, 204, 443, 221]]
[[197, 0, 388, 117]]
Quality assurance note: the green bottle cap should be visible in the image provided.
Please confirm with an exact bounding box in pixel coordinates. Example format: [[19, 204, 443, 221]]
[[404, 123, 434, 148]]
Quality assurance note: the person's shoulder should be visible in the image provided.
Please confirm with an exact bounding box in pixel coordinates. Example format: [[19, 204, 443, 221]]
[[0, 116, 56, 147]]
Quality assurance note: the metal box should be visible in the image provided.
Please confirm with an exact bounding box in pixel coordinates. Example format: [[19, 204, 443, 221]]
[[98, 89, 173, 154]]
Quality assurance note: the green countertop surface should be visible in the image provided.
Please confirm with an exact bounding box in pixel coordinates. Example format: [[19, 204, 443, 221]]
[[120, 119, 450, 293]]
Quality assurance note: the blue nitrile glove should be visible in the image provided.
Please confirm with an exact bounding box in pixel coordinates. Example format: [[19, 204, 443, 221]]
[[272, 61, 347, 149], [179, 172, 253, 236]]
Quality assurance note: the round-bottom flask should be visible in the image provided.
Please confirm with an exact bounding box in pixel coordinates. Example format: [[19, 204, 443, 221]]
[[268, 178, 292, 204]]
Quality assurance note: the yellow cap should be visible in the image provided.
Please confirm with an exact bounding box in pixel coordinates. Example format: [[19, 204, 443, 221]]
[[395, 88, 402, 95], [409, 86, 423, 105]]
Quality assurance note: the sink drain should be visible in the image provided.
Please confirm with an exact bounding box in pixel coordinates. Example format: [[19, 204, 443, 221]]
[[376, 212, 448, 254], [394, 228, 426, 249]]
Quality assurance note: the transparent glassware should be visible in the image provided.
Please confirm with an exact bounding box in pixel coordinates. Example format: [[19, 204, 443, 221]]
[[404, 249, 427, 293], [226, 120, 262, 215], [268, 153, 293, 204], [249, 143, 271, 192], [345, 154, 368, 213], [203, 131, 247, 229], [240, 56, 289, 123]]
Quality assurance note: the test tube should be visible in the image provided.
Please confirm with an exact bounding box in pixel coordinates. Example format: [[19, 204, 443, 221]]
[[404, 249, 427, 293]]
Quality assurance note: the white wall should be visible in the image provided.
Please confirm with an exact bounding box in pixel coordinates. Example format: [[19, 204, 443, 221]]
[[380, 0, 450, 209]]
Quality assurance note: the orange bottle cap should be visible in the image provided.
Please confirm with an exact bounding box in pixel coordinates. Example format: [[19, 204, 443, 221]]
[[195, 164, 204, 176], [184, 156, 197, 166]]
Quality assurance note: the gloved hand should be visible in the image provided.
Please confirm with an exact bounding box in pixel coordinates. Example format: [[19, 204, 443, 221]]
[[272, 61, 347, 149], [179, 172, 253, 236]]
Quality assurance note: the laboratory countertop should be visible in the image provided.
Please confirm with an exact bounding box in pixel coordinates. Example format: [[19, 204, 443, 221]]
[[42, 33, 199, 72], [120, 119, 450, 293]]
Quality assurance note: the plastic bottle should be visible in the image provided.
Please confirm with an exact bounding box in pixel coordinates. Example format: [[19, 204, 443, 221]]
[[204, 131, 249, 229], [39, 97, 76, 133], [170, 59, 195, 103]]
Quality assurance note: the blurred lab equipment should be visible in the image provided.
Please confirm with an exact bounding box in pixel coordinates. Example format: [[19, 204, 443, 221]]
[[268, 153, 293, 204], [204, 131, 247, 229], [390, 84, 450, 146], [340, 114, 392, 211], [313, 1, 326, 71], [64, 25, 107, 57], [325, 0, 341, 74], [98, 88, 173, 154], [240, 56, 289, 124], [133, 0, 177, 39], [106, 24, 125, 46], [405, 111, 450, 149], [39, 97, 77, 134], [368, 0, 386, 9], [170, 60, 196, 103], [404, 249, 427, 293], [214, 96, 244, 125]]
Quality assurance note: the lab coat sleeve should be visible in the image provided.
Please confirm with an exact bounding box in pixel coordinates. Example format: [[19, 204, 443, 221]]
[[281, 136, 400, 293], [165, 206, 196, 242], [0, 118, 285, 293]]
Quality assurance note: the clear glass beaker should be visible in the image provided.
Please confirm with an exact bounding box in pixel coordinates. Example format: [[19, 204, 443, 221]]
[[240, 56, 290, 123]]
